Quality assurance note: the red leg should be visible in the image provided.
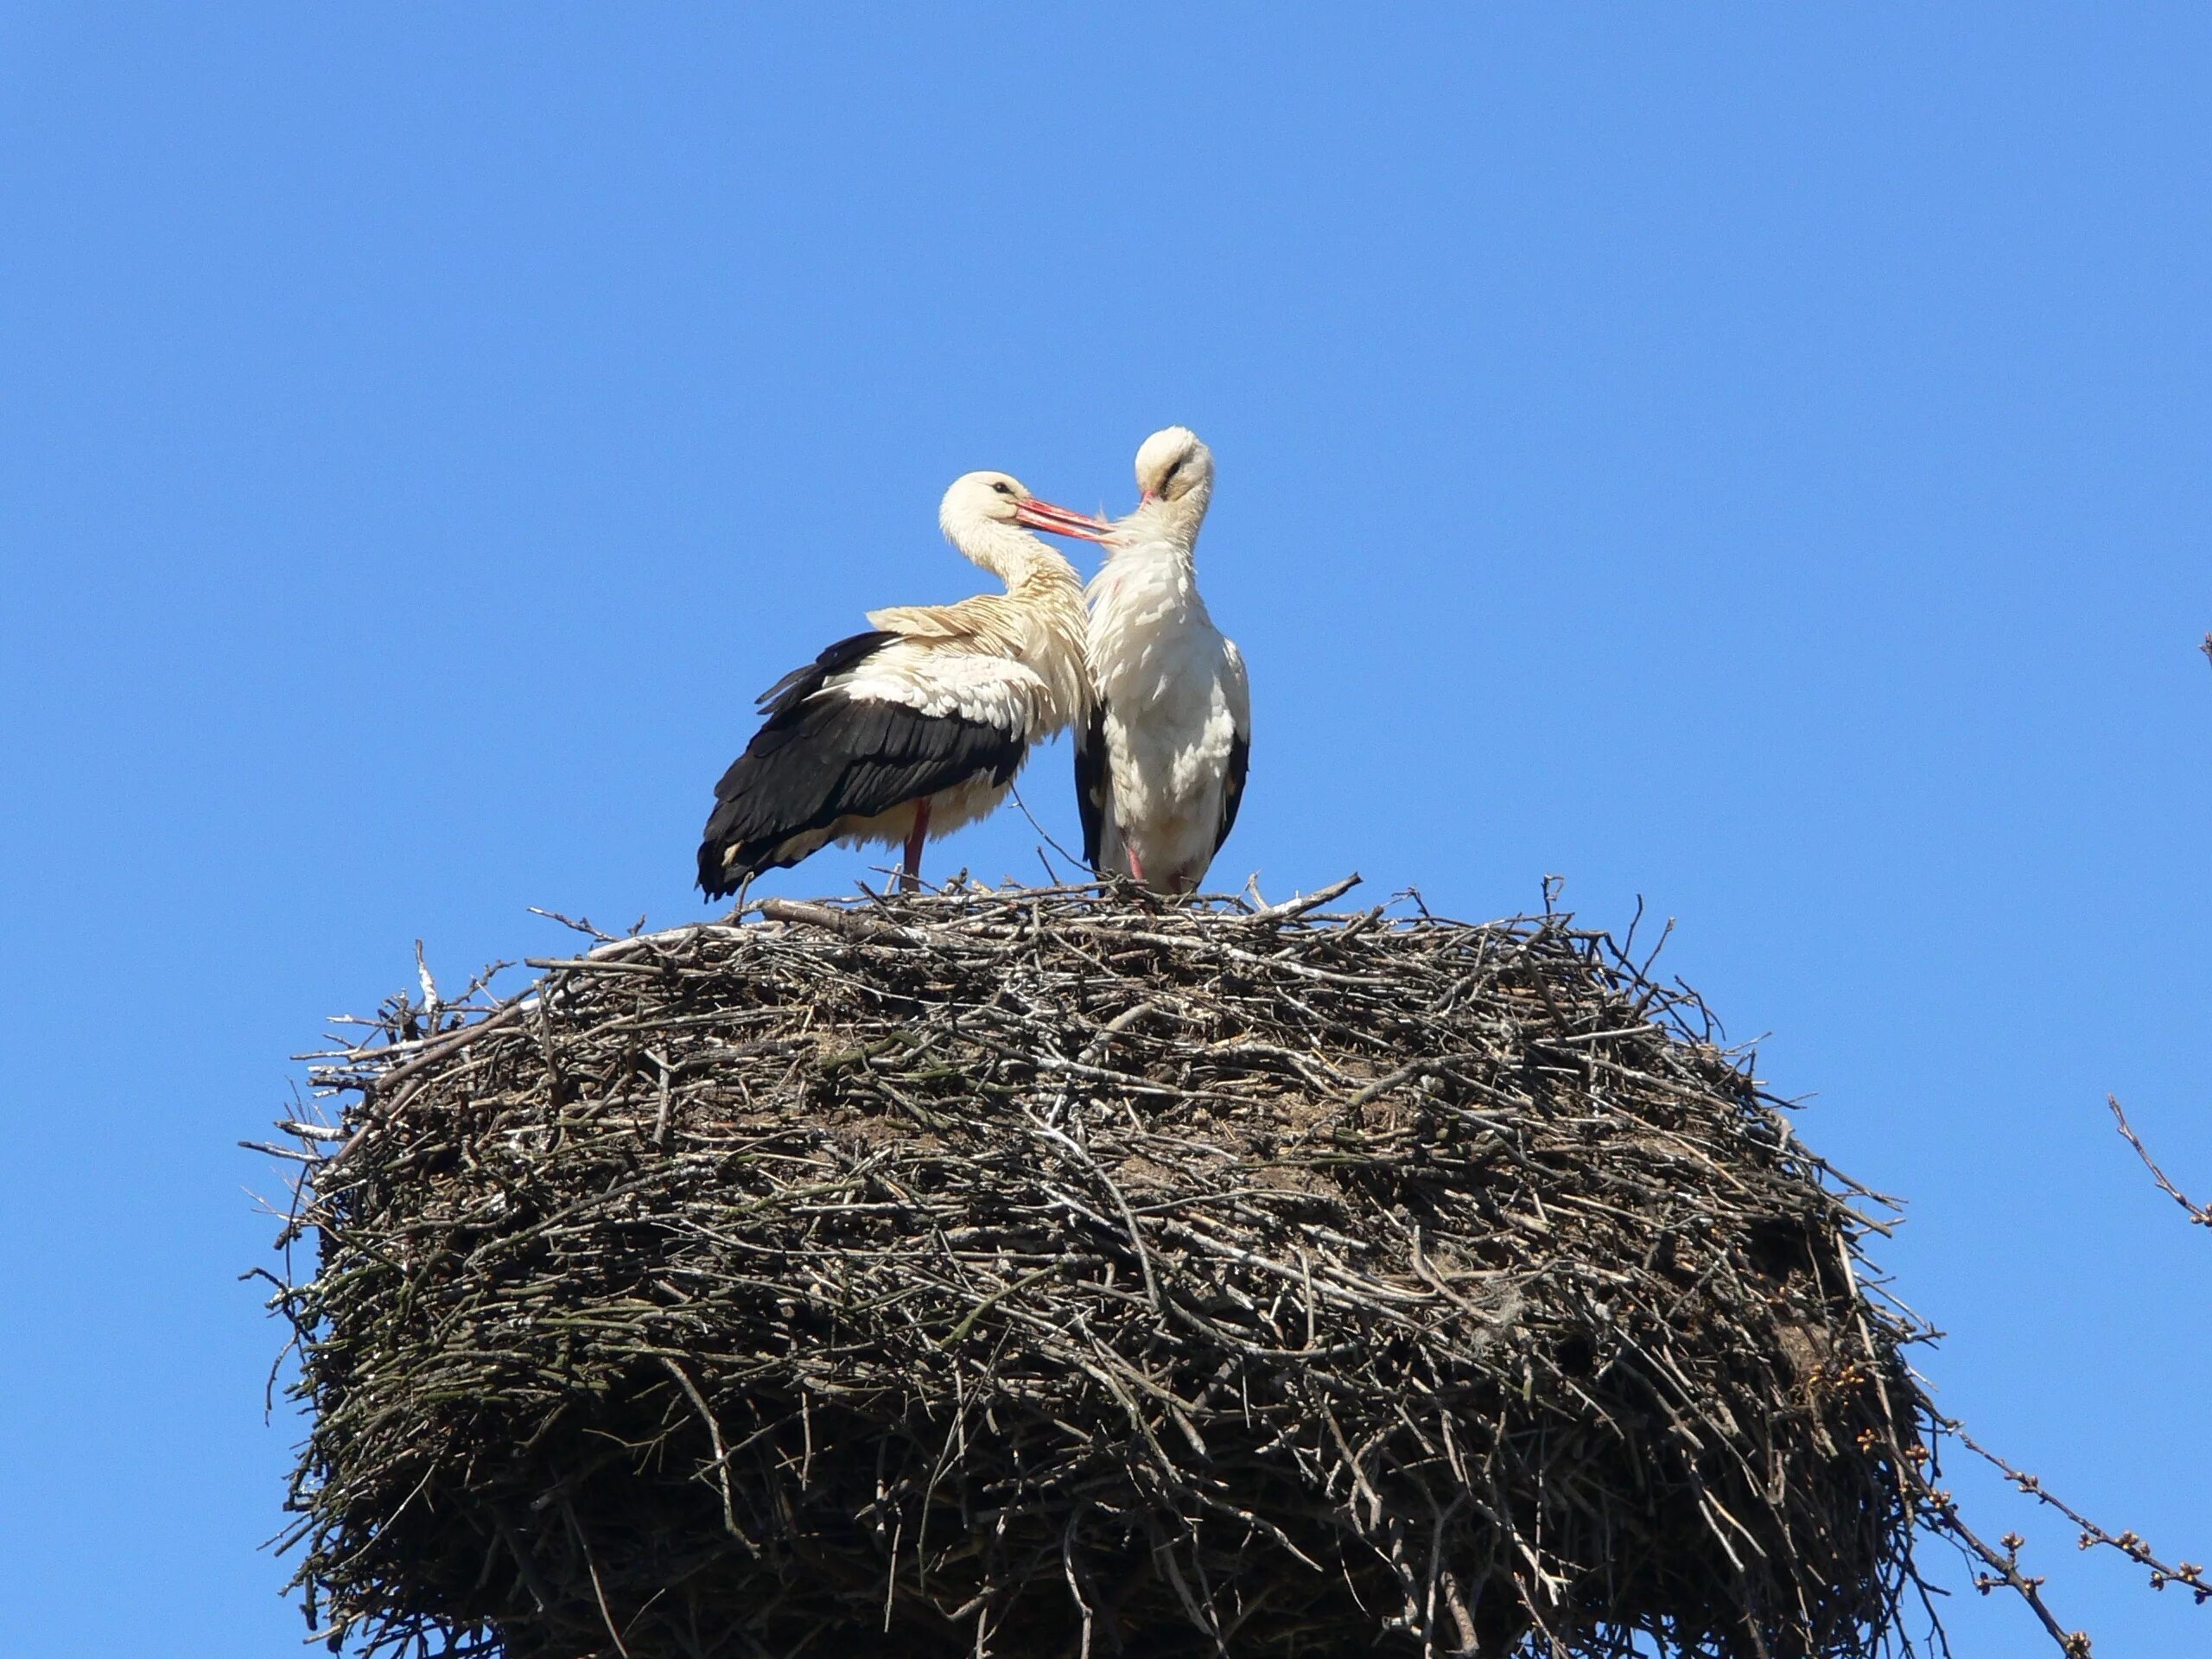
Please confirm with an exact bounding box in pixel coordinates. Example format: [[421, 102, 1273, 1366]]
[[1125, 844, 1146, 887], [899, 798, 931, 893]]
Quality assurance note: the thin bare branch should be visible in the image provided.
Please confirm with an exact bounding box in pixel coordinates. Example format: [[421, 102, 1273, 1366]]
[[2108, 1095, 2211, 1226]]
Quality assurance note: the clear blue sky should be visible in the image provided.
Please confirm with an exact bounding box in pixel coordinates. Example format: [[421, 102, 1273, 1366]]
[[3, 8, 2206, 1655]]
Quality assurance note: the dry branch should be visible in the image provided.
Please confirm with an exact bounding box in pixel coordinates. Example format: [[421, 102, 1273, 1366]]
[[2108, 1096, 2211, 1229]]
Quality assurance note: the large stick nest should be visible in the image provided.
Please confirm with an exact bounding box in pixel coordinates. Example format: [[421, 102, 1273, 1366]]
[[271, 882, 1932, 1659]]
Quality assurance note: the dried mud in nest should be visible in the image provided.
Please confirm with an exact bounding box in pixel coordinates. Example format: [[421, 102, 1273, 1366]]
[[271, 884, 1932, 1659]]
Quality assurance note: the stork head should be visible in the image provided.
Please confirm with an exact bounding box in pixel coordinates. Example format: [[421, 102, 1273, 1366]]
[[939, 471, 1112, 557], [1133, 426, 1214, 511]]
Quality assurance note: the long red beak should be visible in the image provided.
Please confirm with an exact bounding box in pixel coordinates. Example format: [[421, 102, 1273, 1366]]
[[1016, 497, 1114, 543]]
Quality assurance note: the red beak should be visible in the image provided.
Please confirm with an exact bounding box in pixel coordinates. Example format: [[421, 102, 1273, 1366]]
[[1015, 497, 1114, 543]]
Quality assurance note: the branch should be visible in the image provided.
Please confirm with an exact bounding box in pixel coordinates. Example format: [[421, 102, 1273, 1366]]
[[2108, 1096, 2211, 1227], [1953, 1424, 2209, 1605], [756, 897, 919, 946], [1915, 1467, 2094, 1656], [1245, 873, 1363, 924]]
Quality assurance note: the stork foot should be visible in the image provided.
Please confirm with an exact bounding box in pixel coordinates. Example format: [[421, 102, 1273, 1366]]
[[719, 874, 755, 924]]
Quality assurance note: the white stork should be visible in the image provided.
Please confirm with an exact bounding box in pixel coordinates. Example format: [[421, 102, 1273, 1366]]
[[1075, 425, 1251, 894], [697, 472, 1109, 899]]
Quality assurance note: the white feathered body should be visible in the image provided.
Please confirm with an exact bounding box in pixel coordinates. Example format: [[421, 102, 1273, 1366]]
[[1084, 536, 1249, 893]]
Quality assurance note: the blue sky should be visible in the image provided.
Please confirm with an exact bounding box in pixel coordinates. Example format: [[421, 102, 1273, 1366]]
[[2, 8, 2206, 1655]]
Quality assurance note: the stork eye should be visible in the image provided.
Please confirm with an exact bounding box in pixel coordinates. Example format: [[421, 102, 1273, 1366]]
[[991, 481, 1014, 496]]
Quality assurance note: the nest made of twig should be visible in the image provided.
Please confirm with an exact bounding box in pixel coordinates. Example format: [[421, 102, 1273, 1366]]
[[270, 880, 1932, 1659]]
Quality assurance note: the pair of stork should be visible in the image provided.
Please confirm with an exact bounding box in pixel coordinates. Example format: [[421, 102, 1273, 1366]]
[[696, 426, 1250, 902]]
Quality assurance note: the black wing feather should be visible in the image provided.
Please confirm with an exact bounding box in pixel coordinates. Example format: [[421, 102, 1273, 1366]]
[[696, 633, 1026, 898], [1213, 730, 1250, 859], [752, 630, 900, 715], [1073, 701, 1111, 873]]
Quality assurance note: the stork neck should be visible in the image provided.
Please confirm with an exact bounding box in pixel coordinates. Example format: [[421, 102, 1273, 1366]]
[[1121, 493, 1207, 566], [947, 519, 1030, 582], [950, 520, 1083, 608]]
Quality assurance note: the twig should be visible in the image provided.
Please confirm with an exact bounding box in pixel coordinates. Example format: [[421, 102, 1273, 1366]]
[[1008, 782, 1088, 880], [1916, 1473, 2093, 1656], [1245, 873, 1363, 924], [1951, 1423, 2209, 1605], [757, 896, 919, 946], [2107, 1095, 2210, 1226]]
